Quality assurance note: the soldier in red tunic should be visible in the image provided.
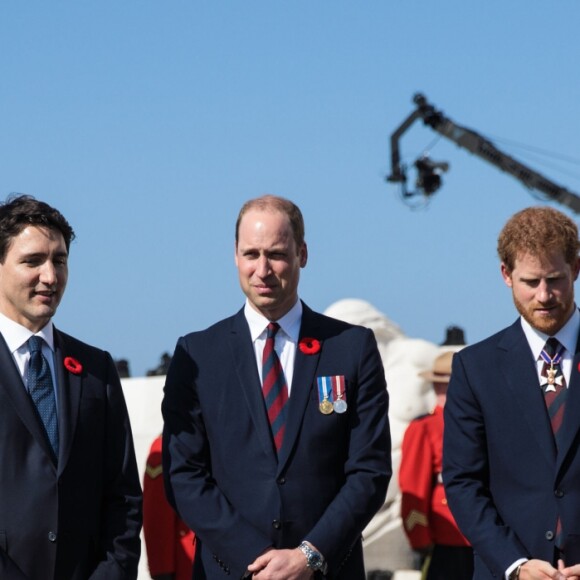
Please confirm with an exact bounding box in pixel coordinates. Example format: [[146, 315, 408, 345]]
[[143, 435, 196, 580], [399, 351, 473, 580]]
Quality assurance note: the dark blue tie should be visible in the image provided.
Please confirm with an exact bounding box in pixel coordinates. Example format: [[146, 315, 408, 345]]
[[27, 336, 59, 459]]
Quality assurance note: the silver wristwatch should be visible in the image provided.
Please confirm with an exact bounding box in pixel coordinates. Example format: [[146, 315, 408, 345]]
[[299, 541, 328, 575]]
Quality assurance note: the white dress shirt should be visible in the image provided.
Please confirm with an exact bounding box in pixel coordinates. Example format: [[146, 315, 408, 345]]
[[0, 312, 59, 406], [521, 307, 580, 388], [244, 299, 302, 396]]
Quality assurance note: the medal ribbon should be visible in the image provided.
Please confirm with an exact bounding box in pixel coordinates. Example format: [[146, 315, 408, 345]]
[[317, 376, 334, 405], [331, 375, 346, 402], [539, 344, 565, 369]]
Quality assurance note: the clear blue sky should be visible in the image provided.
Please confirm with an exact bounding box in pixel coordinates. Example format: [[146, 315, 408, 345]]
[[2, 1, 579, 377]]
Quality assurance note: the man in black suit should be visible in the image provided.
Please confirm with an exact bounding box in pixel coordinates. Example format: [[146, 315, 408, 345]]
[[443, 206, 580, 580], [0, 194, 142, 579], [162, 194, 391, 579]]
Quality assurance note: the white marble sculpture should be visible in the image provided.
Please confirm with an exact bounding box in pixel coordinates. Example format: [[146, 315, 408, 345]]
[[324, 298, 441, 571]]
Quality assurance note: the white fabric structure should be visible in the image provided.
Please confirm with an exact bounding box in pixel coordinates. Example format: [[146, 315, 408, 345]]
[[324, 299, 439, 571], [121, 375, 165, 580]]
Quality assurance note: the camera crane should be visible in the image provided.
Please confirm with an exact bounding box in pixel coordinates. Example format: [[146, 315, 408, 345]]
[[387, 93, 580, 214]]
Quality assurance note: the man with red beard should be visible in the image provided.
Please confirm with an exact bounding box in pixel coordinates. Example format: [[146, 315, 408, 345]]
[[443, 206, 580, 580]]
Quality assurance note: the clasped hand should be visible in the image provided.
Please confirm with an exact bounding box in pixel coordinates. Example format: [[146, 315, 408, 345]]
[[519, 559, 580, 579], [247, 547, 314, 580]]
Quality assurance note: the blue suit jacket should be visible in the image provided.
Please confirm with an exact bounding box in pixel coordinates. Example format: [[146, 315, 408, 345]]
[[162, 303, 391, 579], [443, 318, 580, 579], [0, 329, 142, 580]]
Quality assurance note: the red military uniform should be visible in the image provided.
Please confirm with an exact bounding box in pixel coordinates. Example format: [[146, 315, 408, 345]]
[[143, 435, 196, 580], [399, 405, 469, 550]]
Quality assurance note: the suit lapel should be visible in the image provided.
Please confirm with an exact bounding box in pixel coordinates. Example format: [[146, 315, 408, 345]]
[[228, 310, 277, 459], [53, 330, 82, 473], [498, 321, 556, 465], [0, 332, 58, 468], [555, 327, 580, 474], [277, 304, 321, 472]]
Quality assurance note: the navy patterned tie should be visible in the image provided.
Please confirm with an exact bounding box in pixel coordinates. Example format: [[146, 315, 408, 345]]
[[262, 323, 289, 452], [27, 336, 59, 459]]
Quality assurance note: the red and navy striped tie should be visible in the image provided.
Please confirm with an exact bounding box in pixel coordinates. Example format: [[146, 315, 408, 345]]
[[541, 337, 567, 442], [541, 336, 567, 546], [262, 322, 288, 452]]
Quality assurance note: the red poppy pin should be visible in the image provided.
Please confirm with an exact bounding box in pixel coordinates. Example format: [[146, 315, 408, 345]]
[[299, 337, 321, 355], [64, 356, 83, 375]]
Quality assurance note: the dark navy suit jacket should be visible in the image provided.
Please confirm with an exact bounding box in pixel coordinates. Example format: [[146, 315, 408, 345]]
[[443, 318, 580, 579], [162, 303, 391, 579], [0, 328, 142, 580]]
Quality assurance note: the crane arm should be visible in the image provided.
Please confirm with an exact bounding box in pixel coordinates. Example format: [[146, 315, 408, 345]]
[[388, 93, 580, 213]]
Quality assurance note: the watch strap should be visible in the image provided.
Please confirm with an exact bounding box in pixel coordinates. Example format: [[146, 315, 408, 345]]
[[509, 563, 523, 580], [298, 542, 327, 574]]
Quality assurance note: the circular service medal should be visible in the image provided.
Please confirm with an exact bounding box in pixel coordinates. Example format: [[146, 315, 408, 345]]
[[333, 399, 348, 414], [319, 399, 334, 414]]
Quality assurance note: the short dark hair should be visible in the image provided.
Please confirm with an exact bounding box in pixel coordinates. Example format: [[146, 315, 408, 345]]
[[498, 206, 580, 272], [0, 194, 76, 262], [235, 194, 305, 250]]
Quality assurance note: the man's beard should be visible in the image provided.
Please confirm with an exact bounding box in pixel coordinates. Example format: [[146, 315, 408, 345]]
[[513, 292, 575, 336]]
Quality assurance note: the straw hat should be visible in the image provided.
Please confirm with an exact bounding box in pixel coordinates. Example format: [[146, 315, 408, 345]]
[[419, 351, 454, 383]]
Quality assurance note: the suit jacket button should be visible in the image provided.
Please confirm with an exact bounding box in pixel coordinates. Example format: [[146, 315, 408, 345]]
[[555, 489, 564, 498], [272, 520, 281, 529], [546, 531, 554, 540], [48, 531, 57, 542], [277, 477, 286, 485]]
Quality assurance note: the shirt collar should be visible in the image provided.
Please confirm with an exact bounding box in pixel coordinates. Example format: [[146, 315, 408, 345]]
[[244, 299, 302, 343], [520, 307, 580, 359], [0, 311, 55, 354]]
